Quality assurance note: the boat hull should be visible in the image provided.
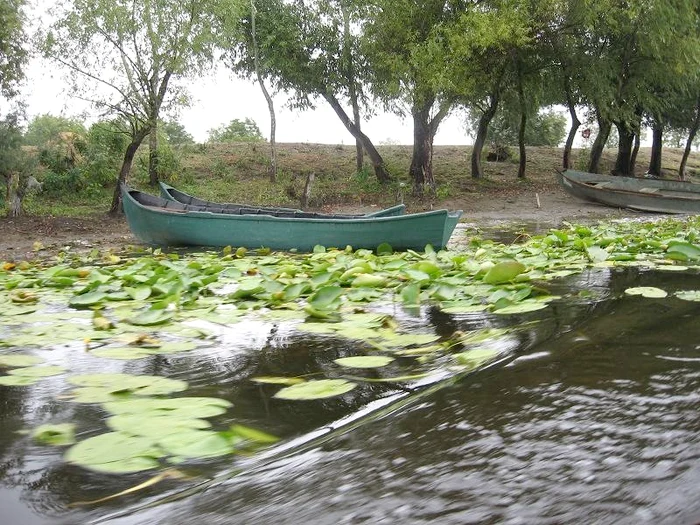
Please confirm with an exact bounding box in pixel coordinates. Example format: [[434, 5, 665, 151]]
[[158, 182, 406, 218], [123, 186, 461, 251], [556, 170, 700, 214]]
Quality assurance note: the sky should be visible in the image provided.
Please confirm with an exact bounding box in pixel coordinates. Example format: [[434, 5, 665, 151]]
[[22, 56, 472, 146]]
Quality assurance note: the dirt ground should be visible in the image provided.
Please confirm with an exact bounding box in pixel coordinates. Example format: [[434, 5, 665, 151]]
[[0, 187, 651, 262]]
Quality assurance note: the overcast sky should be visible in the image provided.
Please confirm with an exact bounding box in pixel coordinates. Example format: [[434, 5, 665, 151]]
[[23, 55, 472, 146]]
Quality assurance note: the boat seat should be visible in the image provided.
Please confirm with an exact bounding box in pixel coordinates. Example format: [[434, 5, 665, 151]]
[[639, 187, 660, 194]]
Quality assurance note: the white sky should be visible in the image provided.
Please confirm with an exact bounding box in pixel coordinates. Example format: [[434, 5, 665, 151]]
[[23, 57, 472, 146]]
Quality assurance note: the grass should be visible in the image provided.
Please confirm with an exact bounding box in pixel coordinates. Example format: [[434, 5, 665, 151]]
[[15, 142, 700, 216]]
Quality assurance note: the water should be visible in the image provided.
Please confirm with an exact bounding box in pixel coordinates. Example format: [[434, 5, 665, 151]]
[[1, 264, 699, 525]]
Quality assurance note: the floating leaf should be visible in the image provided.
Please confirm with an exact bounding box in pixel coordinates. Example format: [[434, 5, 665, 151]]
[[8, 365, 66, 378], [103, 397, 232, 418], [624, 287, 668, 298], [32, 423, 76, 446], [226, 424, 279, 444], [0, 375, 39, 386], [251, 376, 306, 385], [127, 309, 174, 326], [334, 356, 395, 368], [492, 301, 548, 314], [274, 379, 358, 400], [69, 291, 108, 308], [65, 432, 162, 473], [675, 290, 700, 302], [482, 261, 526, 284], [157, 430, 232, 459], [454, 347, 502, 368], [107, 414, 211, 438], [0, 355, 45, 367]]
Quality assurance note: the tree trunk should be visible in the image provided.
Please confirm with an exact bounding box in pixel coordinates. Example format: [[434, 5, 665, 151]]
[[409, 107, 433, 195], [630, 130, 640, 175], [322, 92, 391, 183], [588, 114, 611, 174], [341, 5, 363, 173], [613, 121, 635, 176], [647, 124, 663, 177], [251, 0, 277, 183], [148, 118, 159, 186], [7, 172, 22, 217], [109, 129, 150, 215], [471, 97, 500, 179], [562, 74, 580, 170], [515, 59, 527, 179], [679, 99, 700, 181]]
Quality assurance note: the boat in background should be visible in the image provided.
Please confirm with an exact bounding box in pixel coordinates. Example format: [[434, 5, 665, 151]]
[[556, 169, 700, 214], [123, 186, 461, 251], [158, 182, 406, 218]]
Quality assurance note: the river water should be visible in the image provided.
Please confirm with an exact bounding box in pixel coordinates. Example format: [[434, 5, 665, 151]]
[[1, 253, 699, 524]]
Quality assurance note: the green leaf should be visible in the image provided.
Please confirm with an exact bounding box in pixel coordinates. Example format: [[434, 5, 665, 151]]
[[69, 291, 108, 308], [157, 430, 232, 458], [624, 286, 668, 298], [127, 309, 174, 326], [334, 356, 395, 368], [307, 285, 343, 309], [8, 365, 66, 377], [0, 375, 39, 386], [482, 261, 526, 284], [492, 301, 548, 314], [454, 347, 502, 368], [251, 376, 306, 385], [32, 423, 76, 446], [0, 355, 45, 367], [227, 424, 279, 444], [65, 432, 162, 473], [274, 379, 358, 400]]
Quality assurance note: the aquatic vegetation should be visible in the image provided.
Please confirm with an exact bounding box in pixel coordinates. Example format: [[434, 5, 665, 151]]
[[1, 214, 700, 479]]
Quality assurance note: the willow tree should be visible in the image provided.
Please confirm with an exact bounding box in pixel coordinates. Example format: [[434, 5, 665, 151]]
[[42, 0, 232, 214], [226, 0, 391, 183]]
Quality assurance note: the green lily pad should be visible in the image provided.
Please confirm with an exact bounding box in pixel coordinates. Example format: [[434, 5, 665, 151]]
[[491, 301, 548, 314], [675, 290, 700, 302], [8, 365, 66, 378], [157, 430, 232, 458], [107, 414, 211, 438], [69, 291, 108, 308], [0, 375, 39, 386], [482, 261, 526, 284], [624, 286, 668, 298], [126, 309, 174, 326], [90, 347, 154, 360], [67, 373, 188, 401], [454, 347, 502, 368], [64, 432, 162, 473], [334, 356, 395, 368], [32, 423, 76, 446], [251, 376, 306, 385], [0, 355, 45, 367], [274, 379, 358, 400], [103, 397, 232, 418]]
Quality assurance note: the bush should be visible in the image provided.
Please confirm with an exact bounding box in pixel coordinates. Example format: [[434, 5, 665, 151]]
[[41, 168, 86, 195]]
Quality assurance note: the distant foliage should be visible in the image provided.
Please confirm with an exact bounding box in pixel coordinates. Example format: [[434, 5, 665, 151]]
[[207, 118, 264, 143], [25, 114, 86, 147], [161, 120, 195, 146], [81, 120, 130, 187], [475, 109, 567, 148]]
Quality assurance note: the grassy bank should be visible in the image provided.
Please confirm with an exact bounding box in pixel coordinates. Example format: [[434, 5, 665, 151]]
[[20, 143, 700, 216]]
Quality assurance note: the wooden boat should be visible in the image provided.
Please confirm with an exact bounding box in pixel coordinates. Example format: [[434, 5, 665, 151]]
[[556, 169, 700, 214], [122, 186, 462, 251], [158, 182, 406, 218]]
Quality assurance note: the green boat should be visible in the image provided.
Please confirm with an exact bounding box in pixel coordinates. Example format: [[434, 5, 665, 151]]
[[158, 181, 406, 218], [122, 186, 462, 251]]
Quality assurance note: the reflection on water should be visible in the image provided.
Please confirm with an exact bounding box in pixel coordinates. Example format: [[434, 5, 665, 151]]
[[1, 264, 700, 525]]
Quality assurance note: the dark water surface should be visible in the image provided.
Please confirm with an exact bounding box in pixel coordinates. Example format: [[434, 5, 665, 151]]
[[1, 263, 699, 525]]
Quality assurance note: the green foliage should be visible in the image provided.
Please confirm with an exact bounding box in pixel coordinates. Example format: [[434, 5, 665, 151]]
[[207, 118, 264, 143], [24, 114, 86, 147], [0, 0, 28, 98], [81, 120, 129, 187], [472, 108, 567, 148], [161, 120, 195, 146], [0, 111, 24, 178]]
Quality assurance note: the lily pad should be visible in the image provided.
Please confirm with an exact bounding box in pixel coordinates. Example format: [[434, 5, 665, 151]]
[[624, 286, 668, 298], [0, 355, 45, 367], [274, 379, 358, 400], [251, 376, 306, 385], [103, 397, 232, 418], [482, 261, 526, 284], [491, 301, 548, 314], [8, 365, 66, 378], [334, 356, 395, 368], [157, 430, 232, 459], [64, 432, 162, 473], [32, 423, 76, 446], [454, 347, 503, 368]]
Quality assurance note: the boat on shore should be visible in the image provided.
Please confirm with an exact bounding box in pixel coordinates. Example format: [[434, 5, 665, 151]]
[[556, 169, 700, 214], [158, 182, 406, 218], [122, 186, 462, 251]]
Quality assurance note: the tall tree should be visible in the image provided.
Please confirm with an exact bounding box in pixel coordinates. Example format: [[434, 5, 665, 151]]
[[226, 0, 391, 184], [0, 0, 27, 99], [363, 0, 453, 195], [42, 0, 228, 214]]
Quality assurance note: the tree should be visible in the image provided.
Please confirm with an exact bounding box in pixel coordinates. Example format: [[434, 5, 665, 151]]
[[161, 120, 195, 146], [0, 0, 27, 99], [0, 111, 37, 217], [24, 114, 86, 147], [363, 0, 454, 195], [207, 117, 264, 142], [42, 0, 229, 214], [226, 0, 391, 184]]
